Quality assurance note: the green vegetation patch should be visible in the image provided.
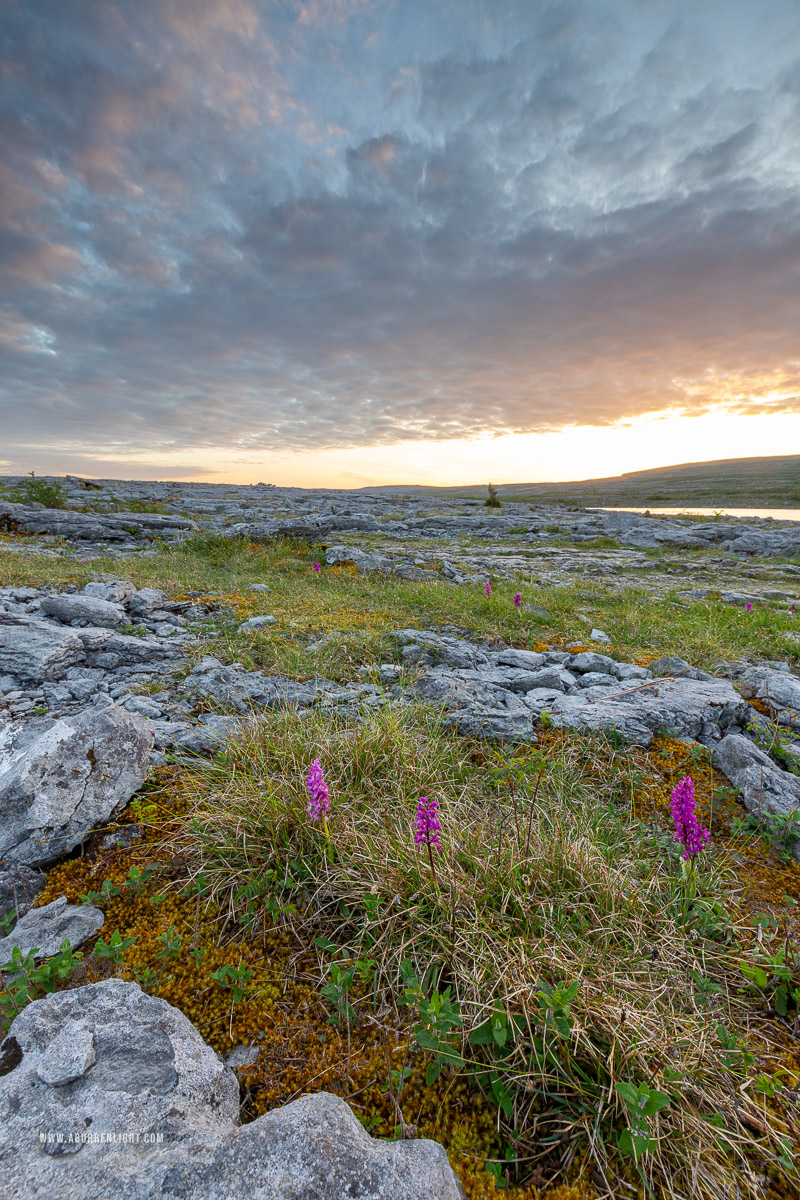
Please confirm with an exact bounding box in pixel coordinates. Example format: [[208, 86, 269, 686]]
[[165, 707, 800, 1198]]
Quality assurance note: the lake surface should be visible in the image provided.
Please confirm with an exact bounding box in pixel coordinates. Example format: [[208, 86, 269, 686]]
[[591, 507, 800, 523]]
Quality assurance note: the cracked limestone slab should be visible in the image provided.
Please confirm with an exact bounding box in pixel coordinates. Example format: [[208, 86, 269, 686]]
[[0, 979, 464, 1200], [0, 704, 154, 867]]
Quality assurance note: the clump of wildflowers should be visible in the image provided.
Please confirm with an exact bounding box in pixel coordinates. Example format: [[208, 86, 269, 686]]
[[305, 758, 330, 831], [513, 592, 522, 609], [745, 602, 753, 613], [414, 796, 441, 883], [484, 580, 492, 598], [312, 562, 321, 573], [670, 775, 709, 861]]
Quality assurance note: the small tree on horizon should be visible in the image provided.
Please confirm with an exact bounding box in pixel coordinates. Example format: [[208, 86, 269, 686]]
[[484, 482, 502, 508]]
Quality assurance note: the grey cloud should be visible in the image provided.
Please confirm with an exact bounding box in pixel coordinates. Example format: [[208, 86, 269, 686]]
[[1, 0, 799, 464]]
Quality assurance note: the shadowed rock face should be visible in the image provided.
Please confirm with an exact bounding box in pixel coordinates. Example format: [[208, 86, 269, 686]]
[[0, 979, 464, 1200]]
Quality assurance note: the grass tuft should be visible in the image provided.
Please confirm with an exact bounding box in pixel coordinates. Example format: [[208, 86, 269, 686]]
[[168, 703, 800, 1199]]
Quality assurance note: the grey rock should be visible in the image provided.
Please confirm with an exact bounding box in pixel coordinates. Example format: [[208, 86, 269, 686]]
[[0, 979, 238, 1190], [526, 676, 748, 747], [83, 580, 137, 605], [649, 656, 701, 679], [738, 666, 800, 719], [40, 595, 126, 628], [0, 864, 46, 920], [474, 667, 549, 693], [225, 1043, 259, 1070], [576, 672, 618, 689], [149, 720, 232, 755], [154, 622, 180, 637], [148, 610, 186, 628], [0, 980, 463, 1200], [522, 666, 576, 692], [413, 668, 501, 709], [358, 663, 402, 685], [444, 702, 535, 744], [79, 630, 181, 669], [238, 615, 276, 632], [568, 652, 620, 676], [121, 695, 163, 719], [590, 628, 611, 644], [36, 1025, 97, 1086], [714, 734, 800, 856], [182, 665, 320, 713], [325, 544, 393, 573], [390, 630, 489, 670], [248, 584, 272, 593], [0, 704, 154, 867], [615, 663, 652, 681], [542, 650, 571, 665], [0, 501, 196, 543], [189, 655, 224, 674], [128, 588, 169, 617], [496, 648, 545, 670], [0, 616, 84, 683], [521, 604, 551, 618], [0, 896, 104, 963], [394, 565, 439, 581]]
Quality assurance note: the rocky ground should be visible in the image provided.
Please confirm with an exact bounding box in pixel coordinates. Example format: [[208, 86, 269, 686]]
[[2, 477, 800, 1199]]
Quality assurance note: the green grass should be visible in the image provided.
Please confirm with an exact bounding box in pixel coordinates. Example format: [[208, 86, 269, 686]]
[[1, 533, 798, 680], [113, 498, 171, 514], [4, 528, 800, 1197]]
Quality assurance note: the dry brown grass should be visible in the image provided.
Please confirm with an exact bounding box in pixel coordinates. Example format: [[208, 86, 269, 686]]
[[168, 703, 800, 1199]]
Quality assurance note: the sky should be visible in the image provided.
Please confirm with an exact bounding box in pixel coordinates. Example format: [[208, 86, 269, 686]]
[[1, 0, 799, 487]]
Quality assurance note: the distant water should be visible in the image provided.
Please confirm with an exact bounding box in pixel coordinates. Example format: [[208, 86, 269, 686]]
[[591, 507, 800, 523]]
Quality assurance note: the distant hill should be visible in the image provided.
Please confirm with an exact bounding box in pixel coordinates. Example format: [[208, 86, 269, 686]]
[[365, 455, 800, 508]]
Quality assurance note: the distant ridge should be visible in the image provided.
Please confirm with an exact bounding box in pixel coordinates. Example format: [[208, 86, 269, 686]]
[[363, 454, 800, 507]]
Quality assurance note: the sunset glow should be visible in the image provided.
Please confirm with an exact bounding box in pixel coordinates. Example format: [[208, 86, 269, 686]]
[[2, 1, 799, 484]]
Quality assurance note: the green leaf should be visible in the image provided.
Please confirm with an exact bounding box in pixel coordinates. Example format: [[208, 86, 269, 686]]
[[641, 1090, 671, 1117], [314, 937, 339, 952], [426, 1062, 442, 1086]]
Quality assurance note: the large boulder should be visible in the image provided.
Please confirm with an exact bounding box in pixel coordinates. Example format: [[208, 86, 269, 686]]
[[0, 614, 84, 683], [0, 979, 463, 1200], [0, 704, 154, 867]]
